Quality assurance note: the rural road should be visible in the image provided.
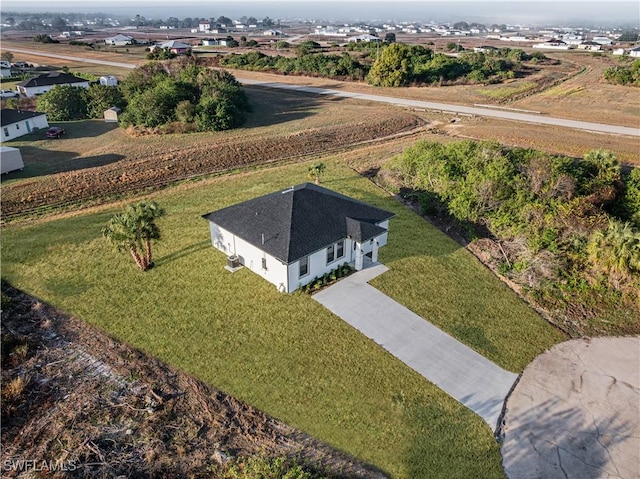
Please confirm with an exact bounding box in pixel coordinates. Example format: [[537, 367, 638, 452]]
[[8, 47, 640, 137]]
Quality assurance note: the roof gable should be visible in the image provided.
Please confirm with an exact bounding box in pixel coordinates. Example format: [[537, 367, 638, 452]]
[[203, 183, 394, 263]]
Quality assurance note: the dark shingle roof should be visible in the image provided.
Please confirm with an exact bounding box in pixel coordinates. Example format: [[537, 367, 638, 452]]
[[203, 183, 394, 263], [17, 72, 88, 88], [1, 109, 47, 126]]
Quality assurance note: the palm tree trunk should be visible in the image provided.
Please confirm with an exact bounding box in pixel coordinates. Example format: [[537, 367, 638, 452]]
[[144, 237, 153, 268], [129, 246, 146, 271]]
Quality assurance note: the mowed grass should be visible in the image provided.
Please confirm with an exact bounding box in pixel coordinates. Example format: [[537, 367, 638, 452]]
[[1, 160, 563, 477]]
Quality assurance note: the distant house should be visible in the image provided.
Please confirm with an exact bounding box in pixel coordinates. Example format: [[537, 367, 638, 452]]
[[578, 41, 602, 51], [348, 34, 381, 43], [17, 72, 91, 97], [630, 46, 640, 58], [99, 75, 118, 86], [202, 183, 395, 293], [532, 39, 571, 50], [0, 68, 11, 78], [202, 38, 222, 46], [150, 40, 192, 55], [199, 21, 211, 32], [473, 45, 499, 53], [1, 109, 49, 141], [103, 107, 121, 123], [593, 36, 613, 45], [263, 29, 283, 36], [104, 34, 134, 46], [612, 48, 626, 56]]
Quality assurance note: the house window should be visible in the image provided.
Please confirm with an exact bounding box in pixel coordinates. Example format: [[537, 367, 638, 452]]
[[326, 245, 335, 264], [262, 257, 267, 270], [3, 127, 8, 137], [299, 256, 309, 277], [336, 240, 344, 259]]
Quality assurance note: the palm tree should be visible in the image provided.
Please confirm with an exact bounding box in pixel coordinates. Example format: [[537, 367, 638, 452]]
[[102, 201, 165, 271], [307, 162, 326, 185], [587, 220, 640, 279]]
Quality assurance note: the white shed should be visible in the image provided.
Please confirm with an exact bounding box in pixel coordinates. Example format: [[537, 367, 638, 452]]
[[103, 107, 121, 122], [100, 75, 118, 86], [1, 146, 24, 174]]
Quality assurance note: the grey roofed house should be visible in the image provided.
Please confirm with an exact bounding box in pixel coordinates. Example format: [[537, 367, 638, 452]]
[[203, 183, 394, 264], [1, 109, 46, 125], [17, 72, 88, 88], [202, 183, 395, 292]]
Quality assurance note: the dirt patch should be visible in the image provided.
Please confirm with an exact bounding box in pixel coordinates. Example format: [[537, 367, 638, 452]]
[[0, 283, 388, 478], [1, 107, 424, 221]]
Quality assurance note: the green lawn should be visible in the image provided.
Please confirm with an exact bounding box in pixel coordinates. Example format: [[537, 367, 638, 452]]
[[1, 159, 564, 477]]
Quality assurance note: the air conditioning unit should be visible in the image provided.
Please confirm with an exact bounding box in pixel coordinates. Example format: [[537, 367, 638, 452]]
[[227, 255, 241, 269]]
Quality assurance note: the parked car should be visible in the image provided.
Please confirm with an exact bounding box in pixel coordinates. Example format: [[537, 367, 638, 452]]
[[46, 127, 65, 139], [0, 89, 19, 98], [12, 62, 28, 68]]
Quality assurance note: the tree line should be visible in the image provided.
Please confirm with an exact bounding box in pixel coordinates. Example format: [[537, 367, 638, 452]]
[[385, 140, 639, 334], [218, 43, 544, 86], [34, 59, 251, 132]]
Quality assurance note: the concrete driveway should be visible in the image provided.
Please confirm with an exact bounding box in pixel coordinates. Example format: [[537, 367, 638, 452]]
[[501, 337, 640, 479], [313, 264, 517, 431]]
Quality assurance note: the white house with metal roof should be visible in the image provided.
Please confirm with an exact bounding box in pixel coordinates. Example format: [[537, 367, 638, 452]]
[[202, 183, 394, 292]]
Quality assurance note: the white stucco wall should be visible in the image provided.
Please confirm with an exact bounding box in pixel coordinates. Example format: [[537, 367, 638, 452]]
[[208, 219, 391, 293], [209, 222, 289, 292], [1, 114, 49, 141]]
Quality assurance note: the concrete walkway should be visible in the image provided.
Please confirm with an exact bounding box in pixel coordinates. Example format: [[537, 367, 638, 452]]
[[313, 264, 518, 431]]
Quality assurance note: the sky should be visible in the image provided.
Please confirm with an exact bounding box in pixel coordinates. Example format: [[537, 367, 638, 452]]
[[1, 1, 639, 27]]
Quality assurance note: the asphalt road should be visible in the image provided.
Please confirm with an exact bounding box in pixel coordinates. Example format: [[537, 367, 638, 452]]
[[8, 47, 640, 137]]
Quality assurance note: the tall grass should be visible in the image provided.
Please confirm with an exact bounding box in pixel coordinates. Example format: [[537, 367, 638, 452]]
[[1, 160, 563, 477]]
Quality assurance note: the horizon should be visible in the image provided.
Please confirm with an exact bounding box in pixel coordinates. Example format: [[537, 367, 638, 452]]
[[1, 1, 639, 27]]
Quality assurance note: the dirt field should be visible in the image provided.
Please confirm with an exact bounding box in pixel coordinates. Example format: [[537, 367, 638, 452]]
[[1, 90, 425, 220], [1, 283, 386, 478]]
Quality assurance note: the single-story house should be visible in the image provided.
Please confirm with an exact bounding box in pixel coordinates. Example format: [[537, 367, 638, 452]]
[[630, 47, 640, 58], [593, 36, 613, 45], [202, 38, 220, 46], [348, 34, 381, 43], [1, 109, 49, 141], [0, 146, 24, 174], [612, 48, 626, 56], [104, 34, 134, 46], [17, 72, 91, 98], [151, 40, 192, 55], [99, 75, 118, 86], [473, 45, 499, 53], [0, 68, 11, 78], [199, 21, 211, 32], [103, 106, 121, 123], [532, 39, 571, 50], [578, 41, 602, 51], [263, 29, 283, 36], [202, 183, 395, 293]]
